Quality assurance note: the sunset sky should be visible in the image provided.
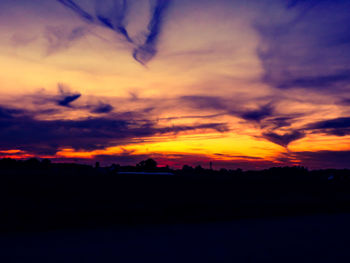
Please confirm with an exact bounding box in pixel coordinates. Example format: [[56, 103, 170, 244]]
[[0, 0, 350, 169]]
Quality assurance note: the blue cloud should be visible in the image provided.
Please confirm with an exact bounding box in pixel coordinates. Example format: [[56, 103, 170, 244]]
[[256, 0, 350, 91], [133, 0, 171, 65], [56, 0, 172, 65]]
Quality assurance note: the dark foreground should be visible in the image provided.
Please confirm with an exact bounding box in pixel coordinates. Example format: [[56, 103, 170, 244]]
[[2, 163, 350, 262], [1, 168, 350, 232], [2, 214, 350, 263]]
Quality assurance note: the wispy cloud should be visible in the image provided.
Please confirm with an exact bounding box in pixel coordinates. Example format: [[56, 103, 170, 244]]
[[262, 130, 305, 147], [132, 0, 171, 65], [57, 0, 94, 22], [307, 117, 350, 136], [44, 25, 87, 55], [56, 0, 172, 65], [255, 0, 350, 92]]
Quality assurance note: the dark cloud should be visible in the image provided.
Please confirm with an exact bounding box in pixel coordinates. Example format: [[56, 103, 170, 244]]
[[28, 85, 115, 115], [240, 104, 273, 122], [35, 84, 113, 114], [95, 0, 132, 43], [261, 116, 296, 130], [57, 0, 172, 65], [256, 0, 350, 91], [90, 102, 114, 114], [275, 71, 350, 89], [177, 95, 307, 148], [262, 130, 305, 147], [180, 95, 276, 123], [57, 0, 94, 22], [0, 106, 131, 154], [57, 84, 81, 107], [58, 94, 81, 107], [159, 113, 224, 122], [342, 98, 350, 105], [307, 117, 350, 136], [0, 104, 228, 155], [0, 107, 24, 119], [157, 123, 229, 134], [132, 0, 171, 65]]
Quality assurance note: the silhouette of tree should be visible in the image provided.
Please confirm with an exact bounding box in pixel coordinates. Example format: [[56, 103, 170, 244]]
[[137, 158, 157, 170], [0, 158, 17, 168], [41, 159, 51, 167], [182, 165, 193, 172], [24, 158, 40, 168], [194, 165, 204, 173]]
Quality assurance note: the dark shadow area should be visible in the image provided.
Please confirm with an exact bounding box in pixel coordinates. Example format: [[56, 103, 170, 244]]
[[1, 158, 350, 233], [2, 214, 350, 263]]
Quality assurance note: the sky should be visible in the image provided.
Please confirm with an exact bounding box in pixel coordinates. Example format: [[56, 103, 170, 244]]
[[0, 0, 350, 169]]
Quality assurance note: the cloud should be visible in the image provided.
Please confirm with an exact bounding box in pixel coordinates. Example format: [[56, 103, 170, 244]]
[[57, 84, 81, 107], [95, 0, 132, 43], [90, 102, 114, 114], [274, 71, 350, 90], [0, 107, 24, 119], [307, 117, 350, 136], [262, 130, 305, 147], [240, 104, 273, 122], [0, 104, 229, 155], [180, 95, 227, 111], [179, 95, 276, 123], [255, 0, 350, 91], [44, 25, 87, 55], [157, 122, 229, 134], [56, 0, 172, 65], [132, 0, 171, 65], [342, 98, 350, 105], [57, 0, 94, 22], [32, 84, 113, 114], [57, 94, 81, 107], [0, 106, 131, 154], [260, 116, 297, 130]]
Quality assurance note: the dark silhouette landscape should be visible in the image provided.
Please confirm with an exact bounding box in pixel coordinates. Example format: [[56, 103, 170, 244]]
[[2, 158, 350, 262], [1, 157, 350, 232], [2, 0, 350, 261]]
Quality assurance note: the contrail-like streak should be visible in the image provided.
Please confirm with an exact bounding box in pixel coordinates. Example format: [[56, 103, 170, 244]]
[[95, 0, 133, 43], [57, 0, 172, 65], [57, 0, 94, 22], [133, 0, 171, 65]]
